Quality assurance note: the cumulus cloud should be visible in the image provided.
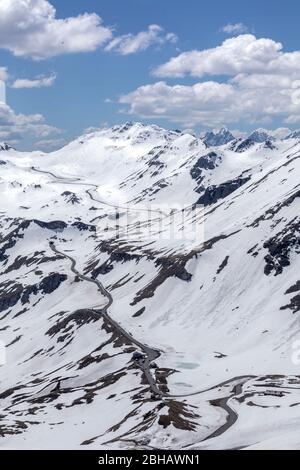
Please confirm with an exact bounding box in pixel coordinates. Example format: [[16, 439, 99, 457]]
[[0, 1, 176, 60], [221, 23, 248, 35], [265, 127, 291, 139], [11, 73, 57, 89], [119, 81, 237, 127], [0, 101, 60, 140], [106, 24, 177, 55], [285, 115, 300, 124], [119, 75, 300, 128], [153, 34, 300, 78], [0, 0, 113, 59], [117, 35, 300, 127]]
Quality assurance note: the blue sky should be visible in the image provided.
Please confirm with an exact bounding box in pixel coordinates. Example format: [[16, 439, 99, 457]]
[[1, 0, 300, 150]]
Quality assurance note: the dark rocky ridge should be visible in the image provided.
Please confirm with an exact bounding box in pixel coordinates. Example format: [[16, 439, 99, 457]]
[[264, 219, 300, 276], [0, 273, 67, 314], [0, 143, 12, 152], [196, 176, 251, 206], [190, 152, 220, 183]]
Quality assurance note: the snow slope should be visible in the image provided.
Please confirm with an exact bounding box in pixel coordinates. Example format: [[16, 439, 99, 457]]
[[0, 122, 299, 449]]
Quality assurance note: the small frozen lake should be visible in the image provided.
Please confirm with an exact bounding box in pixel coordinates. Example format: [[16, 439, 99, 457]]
[[176, 362, 199, 370]]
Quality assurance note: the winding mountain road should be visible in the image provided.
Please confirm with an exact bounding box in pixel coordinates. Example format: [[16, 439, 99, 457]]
[[50, 241, 254, 444], [32, 166, 168, 217], [201, 380, 246, 443], [49, 242, 162, 398], [37, 165, 252, 443]]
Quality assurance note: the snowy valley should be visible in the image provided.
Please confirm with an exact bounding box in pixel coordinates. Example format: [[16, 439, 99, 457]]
[[0, 122, 299, 450]]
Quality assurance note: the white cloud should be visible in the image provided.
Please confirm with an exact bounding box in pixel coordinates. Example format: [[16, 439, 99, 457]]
[[11, 73, 57, 89], [154, 34, 300, 78], [105, 24, 177, 55], [118, 75, 300, 128], [221, 23, 248, 35], [0, 101, 60, 140], [0, 0, 113, 59], [285, 115, 300, 124], [119, 81, 236, 127], [116, 35, 300, 127], [230, 73, 293, 89], [265, 127, 291, 139], [0, 1, 176, 60]]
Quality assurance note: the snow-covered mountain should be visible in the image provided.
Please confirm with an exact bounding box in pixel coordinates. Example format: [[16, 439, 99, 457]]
[[247, 129, 275, 143], [285, 129, 300, 140], [0, 122, 299, 450], [0, 142, 13, 152], [229, 129, 279, 153], [202, 127, 236, 147]]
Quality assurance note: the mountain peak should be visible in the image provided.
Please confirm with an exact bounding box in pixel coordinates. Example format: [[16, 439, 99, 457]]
[[0, 142, 13, 151], [248, 129, 275, 143], [285, 129, 300, 140], [74, 122, 183, 150], [202, 127, 236, 147]]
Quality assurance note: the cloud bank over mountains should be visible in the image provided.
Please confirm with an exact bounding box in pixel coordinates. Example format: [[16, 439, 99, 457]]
[[120, 34, 300, 127], [1, 1, 300, 147], [0, 0, 178, 146]]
